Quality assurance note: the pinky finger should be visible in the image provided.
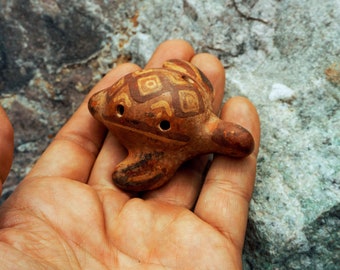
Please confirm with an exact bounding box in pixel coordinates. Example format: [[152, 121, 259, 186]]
[[194, 97, 260, 253]]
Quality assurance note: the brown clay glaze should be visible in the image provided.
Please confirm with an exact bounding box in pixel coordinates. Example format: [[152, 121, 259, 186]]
[[88, 59, 254, 191]]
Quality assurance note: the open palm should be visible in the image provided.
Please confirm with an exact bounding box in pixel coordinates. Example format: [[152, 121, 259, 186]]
[[0, 40, 260, 269]]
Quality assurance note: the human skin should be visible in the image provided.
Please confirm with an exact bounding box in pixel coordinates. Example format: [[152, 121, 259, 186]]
[[0, 106, 14, 195], [0, 40, 260, 269]]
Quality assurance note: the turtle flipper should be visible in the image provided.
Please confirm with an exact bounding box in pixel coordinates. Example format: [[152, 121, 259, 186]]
[[112, 151, 179, 192]]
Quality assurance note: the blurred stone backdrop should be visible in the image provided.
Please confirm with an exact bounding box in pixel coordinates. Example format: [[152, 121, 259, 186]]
[[0, 0, 339, 269]]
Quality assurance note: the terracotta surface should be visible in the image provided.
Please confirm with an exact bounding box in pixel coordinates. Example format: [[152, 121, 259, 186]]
[[88, 59, 254, 191]]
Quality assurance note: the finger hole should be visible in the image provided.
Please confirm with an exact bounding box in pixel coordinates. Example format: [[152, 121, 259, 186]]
[[159, 120, 171, 131], [116, 104, 125, 117]]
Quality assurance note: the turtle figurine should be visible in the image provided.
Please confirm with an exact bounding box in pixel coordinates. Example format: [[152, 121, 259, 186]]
[[88, 59, 254, 192]]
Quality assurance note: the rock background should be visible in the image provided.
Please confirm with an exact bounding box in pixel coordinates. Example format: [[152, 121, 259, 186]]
[[0, 0, 339, 269]]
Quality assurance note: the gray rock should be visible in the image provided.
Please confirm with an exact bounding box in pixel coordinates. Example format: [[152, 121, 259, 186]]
[[0, 0, 339, 268]]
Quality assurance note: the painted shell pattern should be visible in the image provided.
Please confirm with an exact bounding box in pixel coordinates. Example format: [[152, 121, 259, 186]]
[[88, 59, 254, 192]]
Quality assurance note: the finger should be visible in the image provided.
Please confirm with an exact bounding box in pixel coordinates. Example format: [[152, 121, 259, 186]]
[[189, 53, 226, 114], [144, 53, 226, 208], [145, 39, 195, 68], [88, 40, 195, 190], [0, 106, 14, 191], [25, 63, 140, 183], [194, 97, 261, 253]]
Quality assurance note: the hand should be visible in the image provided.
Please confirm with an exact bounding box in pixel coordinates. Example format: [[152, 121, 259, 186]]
[[0, 40, 260, 269], [0, 106, 14, 194]]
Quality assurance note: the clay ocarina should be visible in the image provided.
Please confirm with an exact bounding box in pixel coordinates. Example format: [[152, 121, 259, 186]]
[[88, 59, 254, 192]]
